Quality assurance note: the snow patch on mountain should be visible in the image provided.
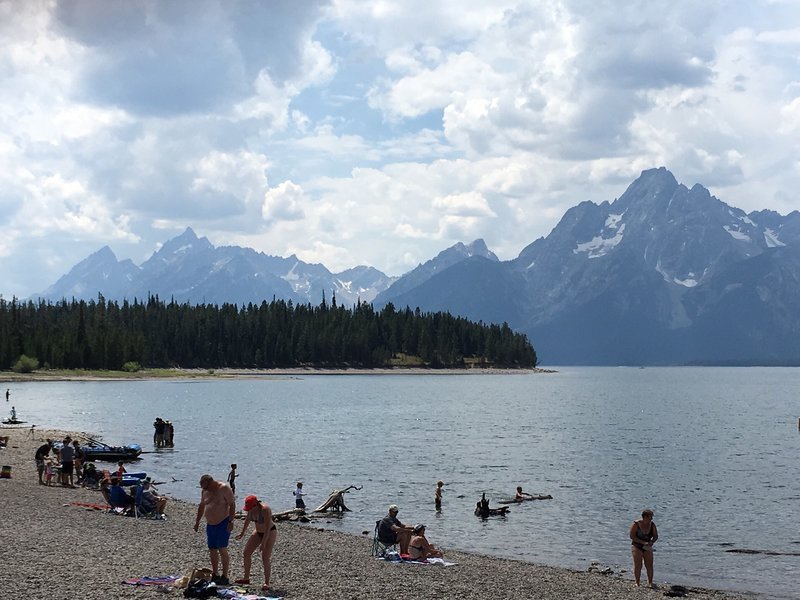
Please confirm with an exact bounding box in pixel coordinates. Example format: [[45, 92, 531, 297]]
[[764, 228, 785, 248], [574, 224, 625, 258], [605, 213, 624, 229], [723, 225, 751, 242]]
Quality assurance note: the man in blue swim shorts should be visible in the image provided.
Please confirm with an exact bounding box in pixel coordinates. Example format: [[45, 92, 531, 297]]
[[194, 473, 236, 585]]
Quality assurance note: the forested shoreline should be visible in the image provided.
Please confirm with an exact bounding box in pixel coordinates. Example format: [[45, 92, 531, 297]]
[[0, 295, 537, 370]]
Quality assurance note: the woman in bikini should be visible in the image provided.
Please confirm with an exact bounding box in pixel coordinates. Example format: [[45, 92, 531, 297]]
[[408, 524, 443, 561], [235, 495, 277, 592], [629, 508, 658, 587]]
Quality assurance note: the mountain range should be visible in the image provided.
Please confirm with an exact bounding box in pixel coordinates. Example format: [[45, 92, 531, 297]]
[[36, 167, 800, 365]]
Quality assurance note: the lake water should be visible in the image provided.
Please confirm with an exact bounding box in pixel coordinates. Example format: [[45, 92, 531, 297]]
[[6, 368, 799, 598]]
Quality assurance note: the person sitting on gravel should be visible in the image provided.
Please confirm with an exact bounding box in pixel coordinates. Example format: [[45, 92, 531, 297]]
[[378, 504, 414, 554], [82, 462, 100, 488], [408, 524, 443, 561]]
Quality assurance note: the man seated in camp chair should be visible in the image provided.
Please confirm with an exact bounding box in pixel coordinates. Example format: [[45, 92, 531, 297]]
[[107, 476, 135, 513], [136, 478, 167, 516], [378, 504, 414, 554]]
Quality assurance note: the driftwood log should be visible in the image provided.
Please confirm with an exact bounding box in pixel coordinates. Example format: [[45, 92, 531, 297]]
[[272, 508, 310, 522], [313, 485, 362, 512], [497, 494, 553, 505], [475, 492, 510, 518]]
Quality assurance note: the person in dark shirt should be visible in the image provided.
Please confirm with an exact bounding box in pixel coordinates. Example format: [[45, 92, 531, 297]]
[[59, 436, 75, 487], [377, 504, 413, 554], [34, 439, 53, 484]]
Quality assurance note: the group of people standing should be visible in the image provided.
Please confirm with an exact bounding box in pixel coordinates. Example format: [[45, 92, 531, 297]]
[[34, 436, 86, 487], [194, 473, 276, 593], [152, 417, 175, 447]]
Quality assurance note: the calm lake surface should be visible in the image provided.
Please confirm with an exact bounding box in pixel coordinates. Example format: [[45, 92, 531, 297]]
[[7, 368, 800, 598]]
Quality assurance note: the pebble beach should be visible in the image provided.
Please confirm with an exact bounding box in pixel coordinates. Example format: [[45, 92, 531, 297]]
[[0, 427, 750, 600]]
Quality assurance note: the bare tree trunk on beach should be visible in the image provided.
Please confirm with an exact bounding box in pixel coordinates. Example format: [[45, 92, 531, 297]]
[[313, 485, 362, 512]]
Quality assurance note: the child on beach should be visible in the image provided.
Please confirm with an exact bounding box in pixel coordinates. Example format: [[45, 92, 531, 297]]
[[115, 461, 126, 479], [227, 464, 237, 495], [293, 482, 306, 509], [435, 480, 444, 510], [45, 461, 54, 486]]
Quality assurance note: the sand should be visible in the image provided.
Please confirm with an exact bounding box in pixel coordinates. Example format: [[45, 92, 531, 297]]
[[0, 426, 748, 600], [0, 366, 556, 383]]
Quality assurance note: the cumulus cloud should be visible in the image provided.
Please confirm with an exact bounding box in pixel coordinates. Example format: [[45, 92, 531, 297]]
[[432, 191, 495, 217], [262, 180, 307, 223], [1, 0, 800, 296]]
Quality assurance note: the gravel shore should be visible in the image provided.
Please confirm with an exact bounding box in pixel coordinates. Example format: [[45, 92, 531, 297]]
[[0, 427, 748, 600]]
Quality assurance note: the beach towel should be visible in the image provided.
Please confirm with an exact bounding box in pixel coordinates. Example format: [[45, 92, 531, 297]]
[[123, 575, 180, 586], [379, 553, 457, 566], [217, 589, 283, 600]]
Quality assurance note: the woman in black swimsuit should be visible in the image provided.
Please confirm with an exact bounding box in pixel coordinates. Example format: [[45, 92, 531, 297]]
[[235, 495, 277, 592], [629, 508, 658, 587], [408, 524, 443, 561]]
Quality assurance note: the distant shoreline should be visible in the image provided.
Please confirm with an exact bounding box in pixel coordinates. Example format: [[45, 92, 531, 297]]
[[0, 366, 556, 382]]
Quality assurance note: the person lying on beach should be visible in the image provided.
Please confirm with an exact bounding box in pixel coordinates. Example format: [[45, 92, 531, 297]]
[[408, 524, 443, 561], [378, 504, 414, 554], [235, 495, 277, 592]]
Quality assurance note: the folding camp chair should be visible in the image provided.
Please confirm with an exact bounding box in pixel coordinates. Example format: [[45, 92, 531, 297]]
[[371, 520, 397, 557], [134, 483, 164, 519]]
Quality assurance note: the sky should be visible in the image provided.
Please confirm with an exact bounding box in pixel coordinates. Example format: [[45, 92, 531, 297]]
[[2, 0, 799, 299]]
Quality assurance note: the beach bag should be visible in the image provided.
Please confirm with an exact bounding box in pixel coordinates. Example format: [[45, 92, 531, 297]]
[[183, 579, 217, 598]]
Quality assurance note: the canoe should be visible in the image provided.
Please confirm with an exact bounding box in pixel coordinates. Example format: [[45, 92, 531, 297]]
[[1, 418, 27, 425]]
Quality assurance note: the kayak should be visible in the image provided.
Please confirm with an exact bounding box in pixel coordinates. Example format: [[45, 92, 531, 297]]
[[118, 472, 147, 487]]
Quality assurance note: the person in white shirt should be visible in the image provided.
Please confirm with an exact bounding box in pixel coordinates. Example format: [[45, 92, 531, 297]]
[[293, 481, 306, 509]]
